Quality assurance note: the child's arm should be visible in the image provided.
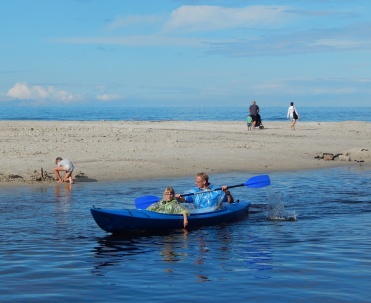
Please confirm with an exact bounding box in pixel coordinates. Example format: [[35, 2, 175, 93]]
[[182, 213, 188, 228]]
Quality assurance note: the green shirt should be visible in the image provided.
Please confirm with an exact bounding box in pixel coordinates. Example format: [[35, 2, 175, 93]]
[[147, 199, 189, 215]]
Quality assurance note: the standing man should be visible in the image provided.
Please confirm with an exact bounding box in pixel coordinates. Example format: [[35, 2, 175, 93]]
[[249, 100, 260, 128]]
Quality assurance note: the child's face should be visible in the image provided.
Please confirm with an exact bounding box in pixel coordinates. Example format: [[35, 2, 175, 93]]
[[164, 191, 174, 201]]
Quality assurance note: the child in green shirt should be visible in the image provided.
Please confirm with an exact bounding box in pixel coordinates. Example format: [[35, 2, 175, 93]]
[[246, 115, 253, 130], [147, 187, 189, 228]]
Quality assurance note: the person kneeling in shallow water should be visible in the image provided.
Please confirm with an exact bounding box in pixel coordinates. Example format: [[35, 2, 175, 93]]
[[147, 187, 189, 228]]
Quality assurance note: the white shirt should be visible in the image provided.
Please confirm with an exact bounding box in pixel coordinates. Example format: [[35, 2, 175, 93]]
[[287, 106, 299, 119]]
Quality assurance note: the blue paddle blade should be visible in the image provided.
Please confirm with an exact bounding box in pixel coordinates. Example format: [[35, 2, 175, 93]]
[[135, 195, 160, 209], [245, 175, 270, 188]]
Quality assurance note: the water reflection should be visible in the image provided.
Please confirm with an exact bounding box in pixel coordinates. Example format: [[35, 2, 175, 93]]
[[243, 235, 273, 279], [90, 224, 275, 283], [54, 183, 73, 205], [91, 231, 174, 276], [161, 231, 189, 263], [92, 235, 141, 275]]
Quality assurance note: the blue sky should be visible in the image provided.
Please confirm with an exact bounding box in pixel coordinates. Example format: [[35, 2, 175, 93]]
[[1, 0, 370, 107]]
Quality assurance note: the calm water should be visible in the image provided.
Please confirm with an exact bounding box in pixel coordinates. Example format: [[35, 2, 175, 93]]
[[0, 166, 370, 302], [1, 106, 370, 122]]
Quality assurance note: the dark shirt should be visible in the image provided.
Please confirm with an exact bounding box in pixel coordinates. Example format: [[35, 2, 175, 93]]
[[249, 104, 259, 116]]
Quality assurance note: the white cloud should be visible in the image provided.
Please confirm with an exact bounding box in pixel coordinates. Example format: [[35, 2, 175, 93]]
[[7, 82, 81, 103], [56, 5, 293, 48], [96, 93, 120, 101], [51, 5, 371, 58], [310, 39, 368, 49], [106, 15, 161, 31], [55, 35, 204, 47], [163, 5, 292, 33], [250, 77, 371, 96]]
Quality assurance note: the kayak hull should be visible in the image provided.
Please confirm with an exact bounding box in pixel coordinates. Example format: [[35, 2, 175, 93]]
[[90, 201, 250, 233]]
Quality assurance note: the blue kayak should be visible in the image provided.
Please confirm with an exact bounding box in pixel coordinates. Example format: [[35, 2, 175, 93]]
[[90, 201, 250, 233]]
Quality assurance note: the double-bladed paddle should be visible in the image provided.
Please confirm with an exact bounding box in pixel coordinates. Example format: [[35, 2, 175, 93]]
[[135, 174, 271, 209]]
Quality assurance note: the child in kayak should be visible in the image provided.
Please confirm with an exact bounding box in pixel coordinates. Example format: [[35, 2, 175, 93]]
[[147, 187, 189, 228]]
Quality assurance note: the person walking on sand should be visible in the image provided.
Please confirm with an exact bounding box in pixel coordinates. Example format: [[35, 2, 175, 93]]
[[287, 102, 300, 130], [249, 100, 260, 128], [53, 157, 74, 184]]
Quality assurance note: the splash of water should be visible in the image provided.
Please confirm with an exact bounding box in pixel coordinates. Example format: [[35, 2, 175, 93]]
[[265, 188, 297, 221]]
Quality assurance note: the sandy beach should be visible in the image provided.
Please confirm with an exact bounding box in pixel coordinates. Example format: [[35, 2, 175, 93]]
[[0, 120, 370, 186]]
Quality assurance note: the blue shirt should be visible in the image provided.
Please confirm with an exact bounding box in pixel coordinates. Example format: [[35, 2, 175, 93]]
[[184, 185, 227, 209]]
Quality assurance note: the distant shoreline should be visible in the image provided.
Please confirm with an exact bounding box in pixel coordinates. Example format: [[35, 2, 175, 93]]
[[0, 120, 370, 187]]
